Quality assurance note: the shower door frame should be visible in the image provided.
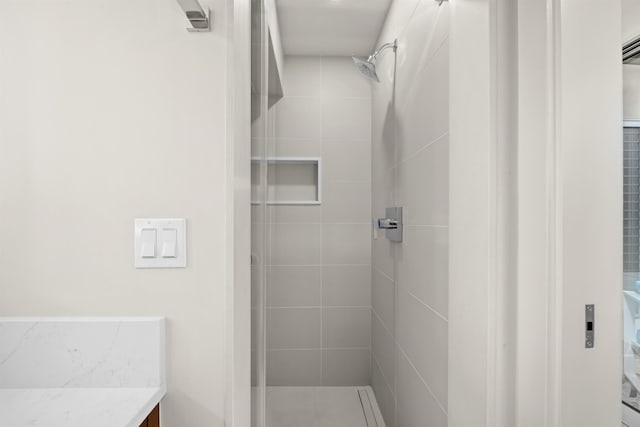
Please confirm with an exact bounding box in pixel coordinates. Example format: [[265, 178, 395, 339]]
[[226, 0, 253, 425]]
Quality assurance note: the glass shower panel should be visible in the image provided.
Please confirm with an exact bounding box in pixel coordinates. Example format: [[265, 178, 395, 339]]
[[623, 124, 640, 413], [250, 0, 270, 425]]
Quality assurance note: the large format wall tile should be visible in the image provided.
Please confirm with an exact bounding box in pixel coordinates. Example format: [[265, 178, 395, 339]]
[[396, 225, 448, 317], [322, 307, 371, 348], [268, 223, 322, 266], [269, 205, 323, 224], [396, 289, 448, 409], [371, 0, 450, 424], [266, 56, 372, 386], [282, 56, 322, 98], [371, 312, 395, 392], [322, 141, 371, 183], [267, 308, 321, 349], [396, 136, 449, 227], [322, 265, 371, 307], [396, 350, 447, 427], [396, 40, 449, 162], [372, 358, 396, 427], [322, 97, 372, 141], [372, 267, 395, 331], [323, 223, 371, 265], [322, 348, 370, 386], [267, 266, 322, 307], [322, 182, 371, 223], [266, 349, 322, 386], [321, 57, 371, 99], [275, 97, 322, 140]]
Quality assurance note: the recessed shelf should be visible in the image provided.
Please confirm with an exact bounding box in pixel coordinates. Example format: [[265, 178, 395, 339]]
[[251, 157, 322, 205]]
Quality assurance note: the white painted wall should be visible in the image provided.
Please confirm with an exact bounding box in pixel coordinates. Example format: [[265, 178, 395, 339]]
[[623, 0, 640, 120], [516, 0, 622, 425], [558, 1, 622, 425], [0, 1, 229, 425], [624, 66, 640, 120], [623, 0, 640, 43]]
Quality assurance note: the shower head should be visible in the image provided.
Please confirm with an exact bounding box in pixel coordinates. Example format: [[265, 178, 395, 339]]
[[352, 39, 398, 82], [352, 56, 380, 82]]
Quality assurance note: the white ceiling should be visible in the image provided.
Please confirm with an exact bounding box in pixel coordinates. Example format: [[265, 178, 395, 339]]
[[275, 0, 392, 57]]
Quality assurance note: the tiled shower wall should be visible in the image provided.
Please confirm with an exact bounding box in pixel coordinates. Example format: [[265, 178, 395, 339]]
[[265, 56, 373, 386], [371, 1, 450, 426]]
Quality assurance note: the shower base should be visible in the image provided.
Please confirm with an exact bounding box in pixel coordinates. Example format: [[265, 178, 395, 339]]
[[266, 386, 386, 427]]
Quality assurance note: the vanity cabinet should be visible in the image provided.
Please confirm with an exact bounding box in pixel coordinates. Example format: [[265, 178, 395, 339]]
[[139, 404, 160, 427]]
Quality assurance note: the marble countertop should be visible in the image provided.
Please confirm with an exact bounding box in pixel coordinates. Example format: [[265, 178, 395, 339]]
[[0, 317, 167, 427], [0, 387, 165, 427]]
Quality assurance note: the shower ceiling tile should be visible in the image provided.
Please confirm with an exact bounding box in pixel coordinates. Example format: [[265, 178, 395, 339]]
[[276, 0, 392, 56]]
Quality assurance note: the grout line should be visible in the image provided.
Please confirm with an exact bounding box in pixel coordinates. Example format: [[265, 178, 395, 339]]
[[372, 283, 448, 415], [402, 224, 448, 228], [371, 307, 393, 345], [266, 305, 371, 309], [398, 286, 448, 323], [323, 180, 372, 184], [372, 266, 394, 284], [267, 137, 370, 143], [269, 221, 370, 227], [267, 264, 371, 267], [395, 131, 449, 167], [396, 345, 448, 417], [371, 355, 394, 400], [284, 95, 372, 100], [267, 346, 371, 352], [319, 55, 324, 386]]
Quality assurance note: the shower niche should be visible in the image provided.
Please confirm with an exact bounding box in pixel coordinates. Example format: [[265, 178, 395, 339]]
[[251, 157, 321, 205]]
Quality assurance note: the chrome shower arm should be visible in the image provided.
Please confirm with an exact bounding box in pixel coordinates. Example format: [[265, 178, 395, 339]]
[[369, 40, 398, 62]]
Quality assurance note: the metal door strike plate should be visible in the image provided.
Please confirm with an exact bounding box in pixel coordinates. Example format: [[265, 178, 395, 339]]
[[585, 304, 594, 348]]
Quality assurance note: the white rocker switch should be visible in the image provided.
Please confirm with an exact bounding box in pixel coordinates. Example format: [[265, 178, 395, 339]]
[[161, 228, 177, 258], [135, 218, 186, 268], [141, 229, 156, 258]]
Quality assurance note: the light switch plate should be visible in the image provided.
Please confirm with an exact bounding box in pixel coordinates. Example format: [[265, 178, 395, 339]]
[[135, 218, 187, 268]]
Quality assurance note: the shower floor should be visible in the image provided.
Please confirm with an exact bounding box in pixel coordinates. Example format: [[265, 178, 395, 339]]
[[266, 386, 386, 427]]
